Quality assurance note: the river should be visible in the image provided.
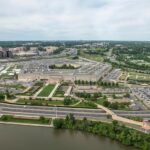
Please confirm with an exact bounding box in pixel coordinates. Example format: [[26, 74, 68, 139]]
[[0, 124, 136, 150]]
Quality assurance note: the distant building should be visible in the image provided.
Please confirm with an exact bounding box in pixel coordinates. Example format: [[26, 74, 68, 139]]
[[0, 50, 3, 58], [6, 50, 13, 57], [18, 59, 112, 83], [0, 47, 13, 58]]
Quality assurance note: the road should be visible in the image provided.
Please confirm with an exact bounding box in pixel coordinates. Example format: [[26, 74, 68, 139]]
[[114, 110, 150, 117], [0, 103, 107, 120], [0, 103, 150, 120]]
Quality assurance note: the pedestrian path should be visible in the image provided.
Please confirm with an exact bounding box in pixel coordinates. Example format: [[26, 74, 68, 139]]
[[48, 83, 60, 99]]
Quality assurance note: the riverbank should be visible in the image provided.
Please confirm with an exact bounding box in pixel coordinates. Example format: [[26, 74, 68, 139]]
[[0, 115, 52, 127], [0, 121, 52, 128], [53, 115, 150, 150], [0, 114, 149, 150]]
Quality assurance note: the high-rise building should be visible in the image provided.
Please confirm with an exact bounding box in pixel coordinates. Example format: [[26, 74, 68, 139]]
[[0, 47, 13, 59]]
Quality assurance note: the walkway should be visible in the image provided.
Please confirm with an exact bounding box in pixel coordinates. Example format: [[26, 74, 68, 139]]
[[71, 95, 143, 127], [33, 83, 49, 97], [48, 83, 60, 99], [96, 103, 143, 126], [64, 86, 73, 97]]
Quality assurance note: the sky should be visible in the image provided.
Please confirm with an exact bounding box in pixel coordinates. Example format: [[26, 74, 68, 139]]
[[0, 0, 150, 41]]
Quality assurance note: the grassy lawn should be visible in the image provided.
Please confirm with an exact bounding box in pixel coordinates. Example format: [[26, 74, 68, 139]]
[[75, 101, 97, 109], [128, 72, 150, 82], [46, 100, 64, 106], [54, 86, 65, 97], [96, 98, 130, 110], [7, 66, 15, 72], [22, 86, 41, 96], [0, 74, 14, 80], [0, 84, 26, 89], [54, 91, 64, 97], [16, 99, 79, 107], [96, 98, 106, 105], [34, 81, 44, 87], [12, 84, 26, 89], [16, 99, 64, 106], [0, 115, 51, 125], [80, 51, 103, 62], [38, 84, 55, 97]]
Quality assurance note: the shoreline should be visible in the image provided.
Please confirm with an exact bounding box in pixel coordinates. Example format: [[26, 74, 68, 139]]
[[0, 121, 53, 128], [0, 119, 148, 134], [0, 119, 149, 150]]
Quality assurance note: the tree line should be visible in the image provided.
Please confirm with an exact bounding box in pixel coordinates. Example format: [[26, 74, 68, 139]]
[[75, 80, 119, 87], [53, 114, 150, 150]]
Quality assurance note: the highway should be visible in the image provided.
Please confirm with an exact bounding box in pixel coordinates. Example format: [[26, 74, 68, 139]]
[[114, 110, 150, 117], [0, 103, 107, 120], [0, 103, 150, 120]]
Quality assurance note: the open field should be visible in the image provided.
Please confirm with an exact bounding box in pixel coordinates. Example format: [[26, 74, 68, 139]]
[[79, 51, 104, 62], [0, 84, 26, 89], [54, 86, 67, 97], [21, 86, 41, 96], [16, 98, 79, 106], [16, 99, 64, 106], [38, 84, 55, 97], [127, 72, 150, 83], [75, 101, 97, 109], [0, 115, 50, 125]]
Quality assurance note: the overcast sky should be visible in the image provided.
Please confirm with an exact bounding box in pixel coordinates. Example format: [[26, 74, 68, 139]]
[[0, 0, 150, 41]]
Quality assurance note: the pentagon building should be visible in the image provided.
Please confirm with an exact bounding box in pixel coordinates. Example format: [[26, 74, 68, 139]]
[[18, 58, 112, 83]]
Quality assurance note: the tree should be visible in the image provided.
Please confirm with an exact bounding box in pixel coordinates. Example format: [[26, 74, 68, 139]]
[[0, 93, 5, 101], [94, 93, 99, 98], [53, 119, 64, 129], [81, 80, 85, 85], [64, 97, 72, 105], [112, 94, 117, 99], [78, 80, 81, 85], [39, 116, 47, 123], [103, 95, 107, 100], [68, 114, 76, 125], [112, 120, 118, 126], [103, 101, 110, 107], [1, 115, 13, 121]]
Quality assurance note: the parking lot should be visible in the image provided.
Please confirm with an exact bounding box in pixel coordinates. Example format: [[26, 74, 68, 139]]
[[132, 87, 150, 105], [102, 69, 121, 83]]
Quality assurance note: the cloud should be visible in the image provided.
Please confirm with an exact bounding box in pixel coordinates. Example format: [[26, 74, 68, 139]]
[[0, 0, 150, 40]]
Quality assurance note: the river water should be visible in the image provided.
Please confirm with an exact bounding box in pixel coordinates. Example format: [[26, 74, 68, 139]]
[[0, 124, 136, 150]]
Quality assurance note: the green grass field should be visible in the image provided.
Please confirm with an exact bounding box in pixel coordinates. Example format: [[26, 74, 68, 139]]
[[0, 115, 50, 125], [80, 51, 104, 62], [128, 72, 150, 83], [16, 98, 80, 106], [16, 99, 64, 106], [38, 84, 55, 97], [54, 86, 65, 97], [75, 101, 97, 109], [96, 98, 106, 105]]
